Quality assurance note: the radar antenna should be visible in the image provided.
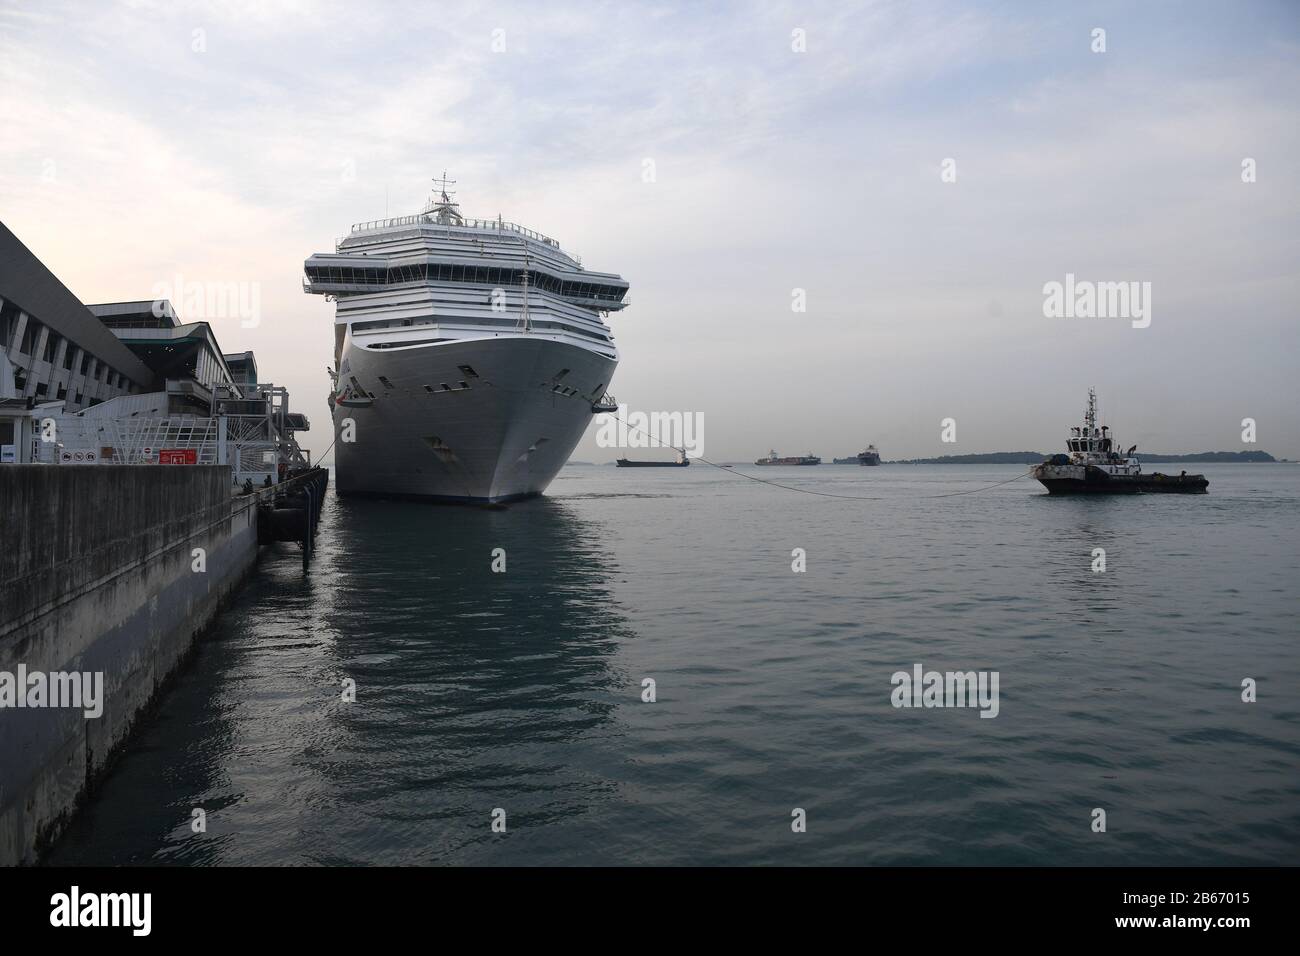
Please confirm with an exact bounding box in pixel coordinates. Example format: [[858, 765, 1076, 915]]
[[433, 170, 456, 202], [427, 170, 464, 226]]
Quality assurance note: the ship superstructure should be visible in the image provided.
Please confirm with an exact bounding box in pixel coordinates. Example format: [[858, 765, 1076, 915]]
[[304, 176, 629, 501], [1031, 388, 1208, 494]]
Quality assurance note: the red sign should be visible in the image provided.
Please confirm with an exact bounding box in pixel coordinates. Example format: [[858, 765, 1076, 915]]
[[159, 449, 197, 465]]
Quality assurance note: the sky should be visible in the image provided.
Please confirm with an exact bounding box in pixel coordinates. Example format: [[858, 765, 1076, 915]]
[[1, 0, 1297, 461]]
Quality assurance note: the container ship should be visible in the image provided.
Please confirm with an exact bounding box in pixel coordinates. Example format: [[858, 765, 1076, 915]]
[[304, 175, 629, 502], [1031, 389, 1208, 494], [755, 449, 820, 466]]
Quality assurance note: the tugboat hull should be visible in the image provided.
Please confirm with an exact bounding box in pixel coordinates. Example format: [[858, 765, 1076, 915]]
[[1033, 464, 1208, 495]]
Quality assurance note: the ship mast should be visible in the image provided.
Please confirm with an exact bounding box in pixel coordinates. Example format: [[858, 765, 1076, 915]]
[[1085, 386, 1097, 434], [428, 170, 463, 225]]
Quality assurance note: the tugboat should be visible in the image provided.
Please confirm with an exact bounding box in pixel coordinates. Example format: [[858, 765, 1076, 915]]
[[755, 449, 821, 466], [1031, 389, 1208, 495]]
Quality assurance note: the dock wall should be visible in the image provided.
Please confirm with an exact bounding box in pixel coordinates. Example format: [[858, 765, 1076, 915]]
[[0, 465, 259, 865]]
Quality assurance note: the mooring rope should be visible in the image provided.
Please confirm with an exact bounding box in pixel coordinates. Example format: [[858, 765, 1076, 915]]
[[314, 412, 1032, 499], [608, 412, 1034, 500], [315, 436, 338, 466]]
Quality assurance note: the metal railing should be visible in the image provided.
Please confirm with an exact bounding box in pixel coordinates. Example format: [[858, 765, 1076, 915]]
[[35, 413, 307, 488], [342, 215, 563, 249]]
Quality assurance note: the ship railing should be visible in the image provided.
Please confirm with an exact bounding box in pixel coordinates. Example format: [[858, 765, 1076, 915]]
[[342, 215, 563, 248]]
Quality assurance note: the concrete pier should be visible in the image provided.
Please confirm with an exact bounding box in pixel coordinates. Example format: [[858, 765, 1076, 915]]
[[0, 465, 260, 865]]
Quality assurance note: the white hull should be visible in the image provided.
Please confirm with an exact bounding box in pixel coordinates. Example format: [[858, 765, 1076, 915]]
[[333, 336, 616, 502]]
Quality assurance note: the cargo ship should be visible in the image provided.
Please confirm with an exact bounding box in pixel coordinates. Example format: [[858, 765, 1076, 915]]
[[1031, 389, 1208, 495], [755, 449, 820, 466], [616, 450, 689, 467], [833, 444, 881, 465]]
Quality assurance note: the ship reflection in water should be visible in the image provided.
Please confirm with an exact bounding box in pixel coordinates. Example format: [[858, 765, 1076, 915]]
[[49, 489, 635, 865]]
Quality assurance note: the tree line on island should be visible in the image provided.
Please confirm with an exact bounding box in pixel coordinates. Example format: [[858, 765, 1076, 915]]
[[577, 450, 1282, 465], [884, 451, 1279, 465]]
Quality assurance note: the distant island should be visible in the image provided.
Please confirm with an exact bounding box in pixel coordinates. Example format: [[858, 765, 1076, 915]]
[[885, 451, 1278, 465]]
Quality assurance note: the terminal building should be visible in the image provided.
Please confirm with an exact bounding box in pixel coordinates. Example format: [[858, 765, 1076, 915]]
[[0, 219, 308, 480], [86, 300, 243, 416]]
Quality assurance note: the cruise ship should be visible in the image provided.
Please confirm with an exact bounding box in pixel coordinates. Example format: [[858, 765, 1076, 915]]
[[304, 177, 629, 502]]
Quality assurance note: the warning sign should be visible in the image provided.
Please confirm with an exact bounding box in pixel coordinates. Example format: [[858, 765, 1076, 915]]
[[159, 449, 198, 465]]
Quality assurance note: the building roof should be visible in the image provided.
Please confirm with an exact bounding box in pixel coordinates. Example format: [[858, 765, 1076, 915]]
[[99, 319, 239, 391], [223, 350, 258, 377], [0, 221, 156, 387], [85, 300, 182, 328]]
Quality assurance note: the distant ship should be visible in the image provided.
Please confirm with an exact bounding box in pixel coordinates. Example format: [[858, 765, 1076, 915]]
[[1031, 389, 1208, 494], [832, 444, 881, 465], [755, 449, 820, 466], [616, 450, 689, 467]]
